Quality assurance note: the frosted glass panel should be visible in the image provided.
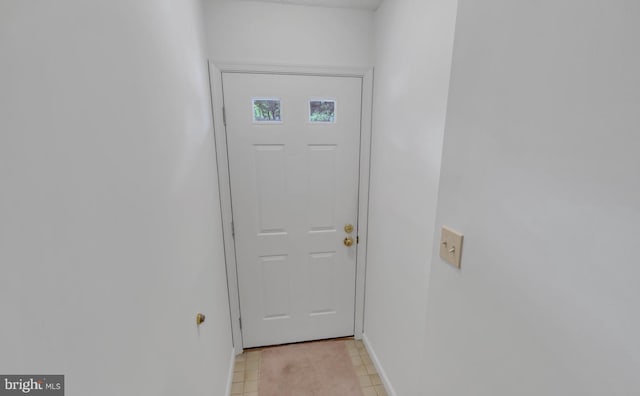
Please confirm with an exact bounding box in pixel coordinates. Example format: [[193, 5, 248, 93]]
[[253, 98, 282, 122], [309, 100, 336, 123]]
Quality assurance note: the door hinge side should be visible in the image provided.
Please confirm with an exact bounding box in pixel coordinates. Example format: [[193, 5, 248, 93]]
[[222, 106, 227, 126], [239, 317, 242, 330], [357, 236, 359, 244], [231, 221, 235, 239]]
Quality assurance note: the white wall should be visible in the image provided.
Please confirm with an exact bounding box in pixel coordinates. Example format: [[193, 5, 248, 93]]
[[0, 1, 232, 395], [424, 1, 640, 395], [363, 1, 458, 395], [203, 0, 374, 66]]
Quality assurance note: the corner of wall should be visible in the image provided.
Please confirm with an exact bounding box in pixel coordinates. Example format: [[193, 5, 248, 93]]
[[362, 333, 398, 396]]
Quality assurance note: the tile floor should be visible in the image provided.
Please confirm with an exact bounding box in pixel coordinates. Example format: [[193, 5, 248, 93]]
[[231, 338, 388, 396]]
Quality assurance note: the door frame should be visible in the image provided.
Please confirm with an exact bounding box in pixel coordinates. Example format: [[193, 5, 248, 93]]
[[208, 62, 374, 354]]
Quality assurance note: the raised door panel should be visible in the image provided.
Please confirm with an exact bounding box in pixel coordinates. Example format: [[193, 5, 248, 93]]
[[307, 145, 338, 233], [254, 145, 288, 235]]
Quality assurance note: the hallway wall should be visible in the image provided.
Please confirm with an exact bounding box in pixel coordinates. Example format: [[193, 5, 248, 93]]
[[364, 1, 458, 395], [0, 1, 232, 395], [425, 1, 640, 394], [203, 0, 374, 66]]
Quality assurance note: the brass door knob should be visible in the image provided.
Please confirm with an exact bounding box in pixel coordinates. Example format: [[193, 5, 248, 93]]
[[196, 313, 206, 325], [344, 237, 354, 247]]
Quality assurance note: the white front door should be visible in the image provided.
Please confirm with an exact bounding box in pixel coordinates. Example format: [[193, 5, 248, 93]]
[[222, 72, 362, 348]]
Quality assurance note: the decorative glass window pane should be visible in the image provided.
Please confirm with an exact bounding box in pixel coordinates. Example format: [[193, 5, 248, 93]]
[[309, 100, 336, 123], [253, 98, 282, 122]]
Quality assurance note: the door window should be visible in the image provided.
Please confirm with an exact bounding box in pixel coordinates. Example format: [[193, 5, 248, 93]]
[[309, 99, 336, 123], [252, 98, 282, 123]]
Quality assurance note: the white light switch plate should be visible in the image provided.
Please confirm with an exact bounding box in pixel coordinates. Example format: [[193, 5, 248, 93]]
[[440, 226, 463, 268]]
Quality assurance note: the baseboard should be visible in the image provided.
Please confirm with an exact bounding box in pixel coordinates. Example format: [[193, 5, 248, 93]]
[[225, 346, 236, 396], [362, 333, 397, 396]]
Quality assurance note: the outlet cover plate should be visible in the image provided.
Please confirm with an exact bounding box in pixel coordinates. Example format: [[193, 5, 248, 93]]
[[440, 226, 463, 268]]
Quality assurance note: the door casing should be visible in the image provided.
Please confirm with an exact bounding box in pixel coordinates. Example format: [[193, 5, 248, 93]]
[[208, 62, 374, 354]]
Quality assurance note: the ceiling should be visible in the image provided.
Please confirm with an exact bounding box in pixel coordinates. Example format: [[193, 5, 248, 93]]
[[232, 0, 384, 11]]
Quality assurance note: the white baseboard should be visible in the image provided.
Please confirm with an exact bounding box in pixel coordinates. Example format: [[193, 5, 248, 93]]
[[362, 333, 397, 396], [225, 346, 236, 396]]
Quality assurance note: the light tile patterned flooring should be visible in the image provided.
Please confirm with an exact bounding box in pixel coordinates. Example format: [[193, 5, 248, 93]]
[[231, 338, 388, 396]]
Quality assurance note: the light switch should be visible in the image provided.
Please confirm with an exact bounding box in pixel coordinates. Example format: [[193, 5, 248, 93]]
[[440, 226, 463, 268]]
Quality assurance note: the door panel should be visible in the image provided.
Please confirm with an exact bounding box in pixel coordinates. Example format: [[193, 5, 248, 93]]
[[307, 144, 338, 230], [259, 254, 291, 320], [222, 72, 362, 348], [254, 145, 287, 234], [308, 251, 338, 315]]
